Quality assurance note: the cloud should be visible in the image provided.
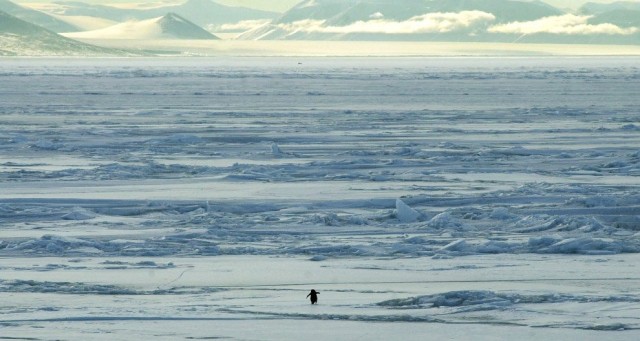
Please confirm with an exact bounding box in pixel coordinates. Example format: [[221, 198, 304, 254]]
[[276, 19, 326, 33], [277, 11, 496, 35], [488, 15, 638, 35], [215, 19, 272, 32]]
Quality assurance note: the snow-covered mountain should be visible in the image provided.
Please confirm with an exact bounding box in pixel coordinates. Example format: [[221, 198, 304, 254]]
[[0, 0, 78, 32], [241, 0, 563, 40], [579, 1, 640, 14], [588, 9, 640, 29], [239, 0, 640, 44], [276, 0, 562, 25], [63, 13, 219, 40], [577, 2, 640, 32], [51, 0, 278, 29], [0, 10, 127, 56]]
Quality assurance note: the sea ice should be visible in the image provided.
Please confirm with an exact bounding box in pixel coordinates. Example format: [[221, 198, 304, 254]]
[[0, 57, 639, 340]]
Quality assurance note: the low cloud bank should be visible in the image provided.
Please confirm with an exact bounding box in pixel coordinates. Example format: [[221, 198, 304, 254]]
[[216, 19, 272, 32], [236, 11, 638, 37], [279, 11, 496, 34], [488, 14, 638, 35]]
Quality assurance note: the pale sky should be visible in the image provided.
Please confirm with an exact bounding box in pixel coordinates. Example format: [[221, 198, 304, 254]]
[[542, 0, 638, 10], [14, 1, 639, 13], [214, 0, 299, 12], [17, 0, 301, 12]]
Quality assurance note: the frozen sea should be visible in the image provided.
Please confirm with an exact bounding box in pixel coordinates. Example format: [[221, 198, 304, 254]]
[[1, 57, 639, 340]]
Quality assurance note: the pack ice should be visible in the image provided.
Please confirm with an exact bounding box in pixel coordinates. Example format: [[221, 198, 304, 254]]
[[0, 57, 639, 340]]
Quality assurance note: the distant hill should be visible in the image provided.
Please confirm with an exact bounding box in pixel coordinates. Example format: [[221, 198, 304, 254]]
[[0, 0, 78, 32], [63, 13, 220, 40], [52, 0, 278, 29], [0, 10, 129, 56]]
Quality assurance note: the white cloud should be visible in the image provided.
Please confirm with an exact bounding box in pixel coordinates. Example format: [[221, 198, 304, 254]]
[[276, 19, 326, 34], [488, 14, 638, 35], [277, 11, 496, 35], [216, 19, 272, 32]]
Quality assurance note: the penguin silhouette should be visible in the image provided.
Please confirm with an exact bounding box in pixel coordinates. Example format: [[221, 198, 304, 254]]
[[306, 289, 319, 304]]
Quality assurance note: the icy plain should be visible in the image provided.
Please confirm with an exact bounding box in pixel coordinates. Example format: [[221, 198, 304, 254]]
[[0, 57, 639, 340]]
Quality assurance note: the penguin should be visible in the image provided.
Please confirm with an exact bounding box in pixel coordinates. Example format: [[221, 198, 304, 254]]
[[306, 289, 319, 304]]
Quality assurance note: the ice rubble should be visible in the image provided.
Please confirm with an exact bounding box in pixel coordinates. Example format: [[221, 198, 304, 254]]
[[271, 142, 283, 157], [0, 278, 215, 295], [2, 201, 638, 258], [31, 139, 64, 151], [395, 199, 421, 223], [61, 207, 96, 220], [377, 290, 640, 309], [1, 180, 639, 258], [150, 134, 204, 145], [423, 212, 470, 231]]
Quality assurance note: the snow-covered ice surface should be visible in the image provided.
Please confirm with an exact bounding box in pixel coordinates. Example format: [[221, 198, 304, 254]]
[[1, 57, 639, 340]]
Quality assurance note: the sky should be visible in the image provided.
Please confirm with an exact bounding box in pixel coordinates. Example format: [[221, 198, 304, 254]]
[[543, 0, 638, 10], [214, 0, 300, 12], [17, 0, 301, 12], [14, 0, 638, 13]]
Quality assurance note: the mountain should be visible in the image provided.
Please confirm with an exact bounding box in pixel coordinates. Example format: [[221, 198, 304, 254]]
[[588, 9, 640, 28], [48, 1, 135, 22], [62, 13, 220, 40], [0, 10, 127, 56], [152, 0, 279, 28], [578, 1, 640, 32], [0, 0, 78, 32], [273, 0, 562, 25], [52, 0, 278, 28], [155, 13, 220, 39], [440, 0, 563, 22], [241, 0, 563, 40], [239, 0, 640, 45], [579, 1, 640, 15]]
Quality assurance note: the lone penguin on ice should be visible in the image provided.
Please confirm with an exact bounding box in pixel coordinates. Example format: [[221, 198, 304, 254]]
[[306, 289, 319, 304]]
